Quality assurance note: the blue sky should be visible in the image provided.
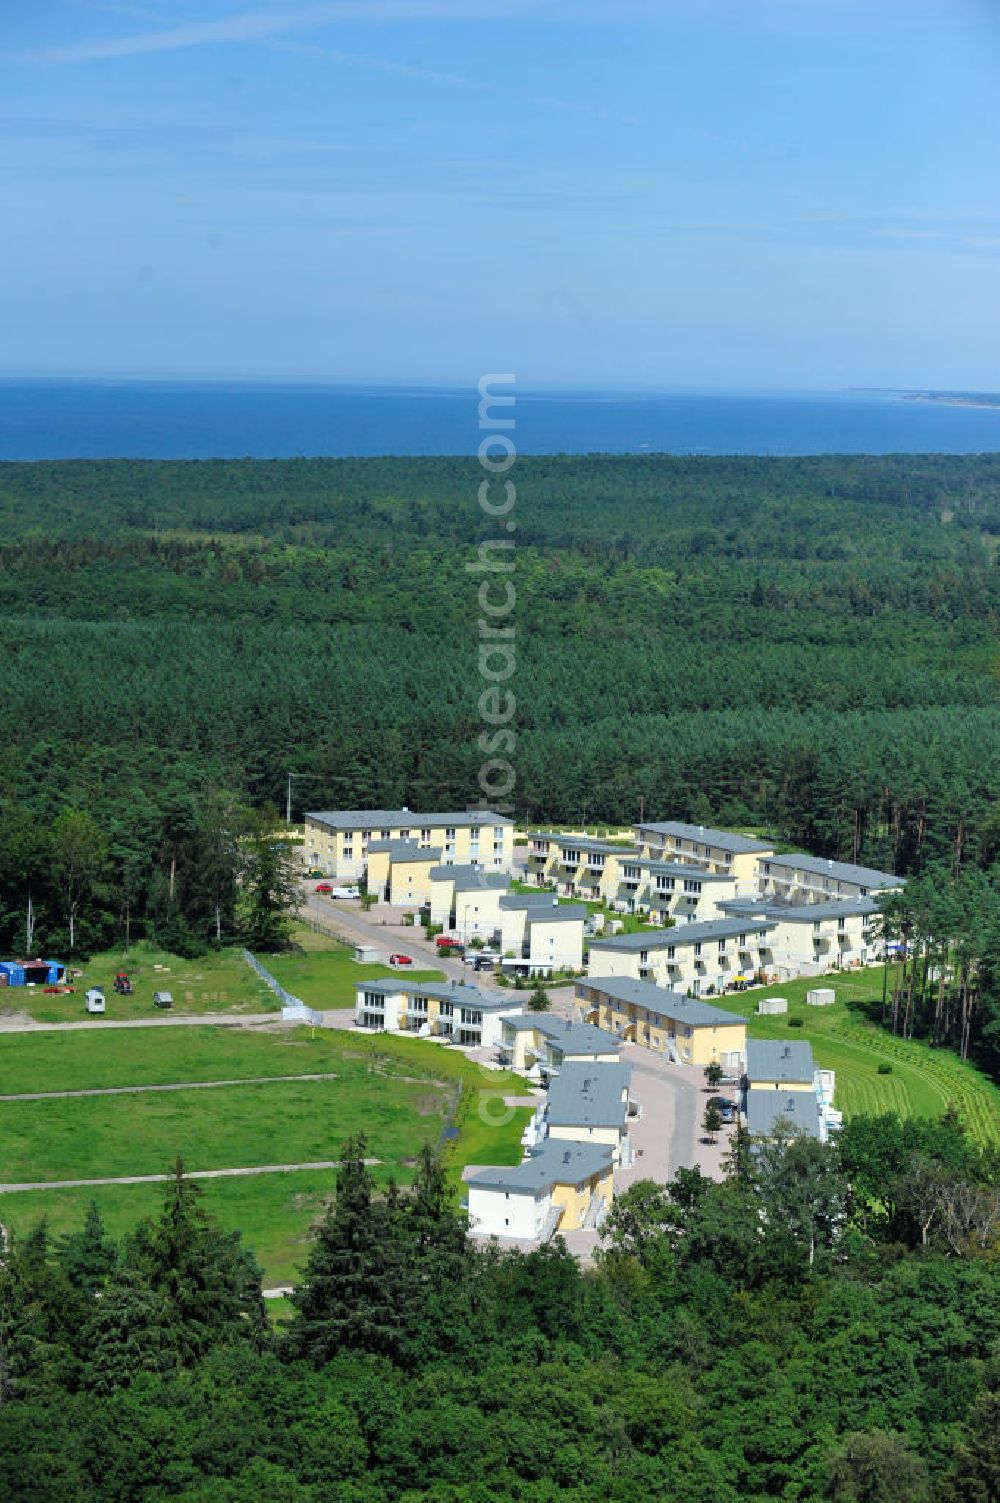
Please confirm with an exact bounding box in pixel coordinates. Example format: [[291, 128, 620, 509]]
[[4, 0, 1000, 388]]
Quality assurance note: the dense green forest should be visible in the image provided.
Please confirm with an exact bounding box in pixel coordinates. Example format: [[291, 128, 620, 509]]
[[2, 1115, 999, 1502], [1, 454, 999, 1044]]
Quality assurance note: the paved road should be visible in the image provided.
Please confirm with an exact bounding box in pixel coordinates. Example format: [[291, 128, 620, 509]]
[[299, 885, 469, 982], [0, 1072, 341, 1103], [0, 1159, 378, 1193], [0, 1011, 286, 1035]]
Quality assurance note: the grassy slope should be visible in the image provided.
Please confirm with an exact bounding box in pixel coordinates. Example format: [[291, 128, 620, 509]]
[[7, 944, 276, 1024], [726, 968, 1000, 1147], [0, 1024, 533, 1281], [262, 934, 444, 1009]]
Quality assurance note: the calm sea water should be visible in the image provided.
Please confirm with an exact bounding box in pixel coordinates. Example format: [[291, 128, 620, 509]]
[[1, 379, 999, 460]]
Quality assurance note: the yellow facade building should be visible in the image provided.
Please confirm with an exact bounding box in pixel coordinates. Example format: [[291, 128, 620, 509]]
[[303, 808, 515, 881], [575, 976, 747, 1068], [634, 820, 773, 895]]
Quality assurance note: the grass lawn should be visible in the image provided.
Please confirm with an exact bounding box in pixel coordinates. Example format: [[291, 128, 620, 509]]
[[4, 942, 276, 1024], [260, 929, 444, 1010], [726, 968, 1000, 1148], [0, 1024, 533, 1280], [0, 1024, 340, 1097]]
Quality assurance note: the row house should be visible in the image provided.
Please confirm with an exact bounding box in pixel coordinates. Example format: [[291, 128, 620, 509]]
[[575, 976, 746, 1069], [634, 821, 773, 894], [499, 1014, 622, 1075], [615, 857, 740, 924], [717, 897, 882, 977], [428, 864, 510, 935], [756, 853, 903, 904], [354, 979, 521, 1048], [525, 832, 639, 901], [587, 918, 777, 996]]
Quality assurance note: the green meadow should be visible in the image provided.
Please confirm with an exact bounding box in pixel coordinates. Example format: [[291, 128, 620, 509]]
[[0, 1021, 532, 1281], [727, 967, 1000, 1147]]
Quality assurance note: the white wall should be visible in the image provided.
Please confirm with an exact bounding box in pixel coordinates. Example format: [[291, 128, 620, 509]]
[[467, 1184, 548, 1240]]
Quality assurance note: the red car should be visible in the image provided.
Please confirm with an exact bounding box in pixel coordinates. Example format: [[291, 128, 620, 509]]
[[389, 953, 413, 966], [436, 935, 463, 951], [315, 882, 333, 894]]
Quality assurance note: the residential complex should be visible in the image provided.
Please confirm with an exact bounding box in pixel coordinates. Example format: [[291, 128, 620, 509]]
[[575, 976, 746, 1068], [499, 1014, 622, 1074], [525, 833, 639, 901], [303, 808, 515, 880], [716, 897, 881, 978]]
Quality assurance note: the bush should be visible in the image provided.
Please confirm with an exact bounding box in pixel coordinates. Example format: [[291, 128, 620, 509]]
[[878, 1062, 893, 1074], [788, 1016, 805, 1028]]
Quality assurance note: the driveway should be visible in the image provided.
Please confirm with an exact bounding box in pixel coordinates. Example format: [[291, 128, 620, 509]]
[[299, 885, 468, 981]]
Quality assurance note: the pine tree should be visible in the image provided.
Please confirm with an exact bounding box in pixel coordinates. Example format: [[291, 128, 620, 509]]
[[286, 1136, 406, 1365]]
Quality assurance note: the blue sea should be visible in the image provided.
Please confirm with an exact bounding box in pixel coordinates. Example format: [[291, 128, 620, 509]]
[[1, 378, 999, 460]]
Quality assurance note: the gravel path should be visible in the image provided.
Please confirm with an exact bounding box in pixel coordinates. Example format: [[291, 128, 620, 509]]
[[0, 1012, 285, 1035], [0, 1072, 340, 1103], [0, 1160, 378, 1193]]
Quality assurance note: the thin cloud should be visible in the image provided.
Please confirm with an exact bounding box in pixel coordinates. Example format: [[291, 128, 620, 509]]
[[24, 1, 546, 66], [276, 38, 637, 125]]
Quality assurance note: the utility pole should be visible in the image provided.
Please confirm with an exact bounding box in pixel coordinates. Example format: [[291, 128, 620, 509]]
[[286, 771, 307, 825]]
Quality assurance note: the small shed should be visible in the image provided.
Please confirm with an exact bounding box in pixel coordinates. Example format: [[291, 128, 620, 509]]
[[607, 919, 624, 935], [806, 987, 836, 1007], [757, 996, 788, 1015], [0, 962, 26, 987], [354, 945, 385, 965], [152, 990, 174, 1009], [85, 987, 106, 1015]]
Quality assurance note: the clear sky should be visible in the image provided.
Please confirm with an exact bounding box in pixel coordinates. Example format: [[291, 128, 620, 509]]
[[4, 0, 1000, 389]]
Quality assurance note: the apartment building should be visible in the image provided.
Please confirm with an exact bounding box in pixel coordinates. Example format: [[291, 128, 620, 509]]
[[614, 857, 740, 924], [587, 918, 776, 995], [499, 895, 586, 974], [466, 1141, 615, 1241], [525, 833, 639, 901], [303, 808, 515, 881], [717, 897, 882, 977], [575, 976, 746, 1068], [354, 979, 521, 1047], [756, 853, 903, 904], [500, 1014, 622, 1074], [428, 865, 509, 934], [634, 821, 773, 893], [366, 840, 440, 907]]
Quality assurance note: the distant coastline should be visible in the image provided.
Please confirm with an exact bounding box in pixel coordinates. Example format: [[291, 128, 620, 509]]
[[904, 390, 1000, 412]]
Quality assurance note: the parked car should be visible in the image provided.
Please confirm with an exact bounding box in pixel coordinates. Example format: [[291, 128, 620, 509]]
[[389, 953, 413, 967], [436, 935, 463, 950], [314, 882, 333, 894], [328, 886, 360, 899]]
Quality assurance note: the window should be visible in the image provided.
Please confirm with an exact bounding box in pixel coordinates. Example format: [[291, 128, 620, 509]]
[[446, 827, 456, 840], [494, 826, 505, 839], [380, 829, 390, 839], [667, 945, 675, 960], [400, 828, 410, 839], [420, 827, 431, 842], [694, 942, 702, 957]]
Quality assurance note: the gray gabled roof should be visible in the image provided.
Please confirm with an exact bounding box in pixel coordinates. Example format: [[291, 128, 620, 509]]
[[366, 839, 441, 863], [745, 1091, 822, 1141], [718, 897, 879, 922], [306, 809, 513, 830], [760, 853, 902, 887], [745, 1038, 815, 1084], [429, 865, 510, 890], [527, 905, 588, 926], [579, 976, 745, 1027], [588, 918, 774, 952], [499, 893, 565, 911], [545, 1062, 631, 1129], [467, 1140, 614, 1196], [502, 1013, 621, 1056], [356, 979, 518, 1013], [641, 860, 738, 883], [637, 822, 773, 855], [530, 833, 639, 857]]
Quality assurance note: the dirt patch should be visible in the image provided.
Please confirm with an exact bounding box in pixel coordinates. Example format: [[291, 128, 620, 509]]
[[414, 1091, 448, 1116]]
